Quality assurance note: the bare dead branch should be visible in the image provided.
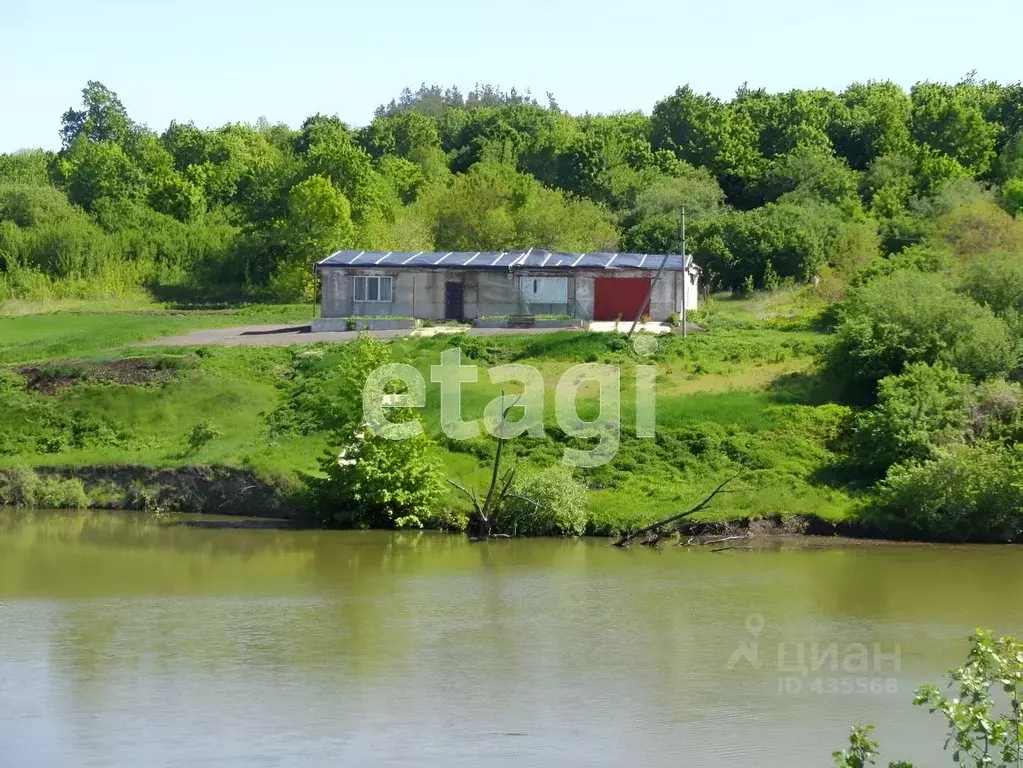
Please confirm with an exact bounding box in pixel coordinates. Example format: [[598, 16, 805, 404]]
[[613, 474, 741, 548], [447, 479, 482, 515]]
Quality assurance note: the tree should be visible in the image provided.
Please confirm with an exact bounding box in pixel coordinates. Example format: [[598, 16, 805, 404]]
[[59, 81, 134, 148], [57, 139, 144, 211], [759, 145, 861, 206], [996, 129, 1023, 181], [270, 175, 355, 300], [1003, 178, 1023, 216], [693, 199, 877, 289], [960, 250, 1023, 316], [933, 199, 1023, 257], [147, 173, 205, 222], [298, 117, 390, 224], [911, 81, 1004, 177], [915, 145, 972, 195], [652, 86, 763, 201], [359, 110, 441, 161], [757, 89, 846, 158], [832, 81, 913, 170], [622, 167, 725, 253], [308, 335, 445, 529], [0, 150, 52, 186], [429, 162, 617, 252]]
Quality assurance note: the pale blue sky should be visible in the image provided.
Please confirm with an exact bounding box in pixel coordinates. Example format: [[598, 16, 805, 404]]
[[1, 0, 1020, 152]]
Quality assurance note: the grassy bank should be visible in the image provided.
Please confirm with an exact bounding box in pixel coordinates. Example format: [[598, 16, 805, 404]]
[[0, 302, 314, 364], [0, 291, 857, 533]]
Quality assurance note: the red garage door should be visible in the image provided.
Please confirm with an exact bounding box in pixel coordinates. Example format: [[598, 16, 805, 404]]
[[593, 277, 651, 321]]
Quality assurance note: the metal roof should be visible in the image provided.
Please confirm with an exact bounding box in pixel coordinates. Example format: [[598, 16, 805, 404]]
[[316, 250, 694, 272]]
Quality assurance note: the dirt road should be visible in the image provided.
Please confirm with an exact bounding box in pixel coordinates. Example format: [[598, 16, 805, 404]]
[[143, 324, 586, 347]]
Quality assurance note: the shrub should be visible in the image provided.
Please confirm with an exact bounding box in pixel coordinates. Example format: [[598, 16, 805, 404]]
[[1003, 177, 1023, 216], [872, 443, 1023, 542], [850, 362, 970, 476], [0, 466, 42, 507], [823, 270, 1015, 402], [504, 465, 589, 536], [666, 311, 681, 327], [313, 426, 444, 529], [186, 420, 222, 452], [40, 477, 89, 509], [452, 333, 498, 363], [970, 379, 1023, 442], [959, 251, 1023, 335], [0, 467, 89, 509]]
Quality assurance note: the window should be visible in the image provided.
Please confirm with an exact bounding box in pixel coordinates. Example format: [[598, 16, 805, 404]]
[[353, 275, 393, 303]]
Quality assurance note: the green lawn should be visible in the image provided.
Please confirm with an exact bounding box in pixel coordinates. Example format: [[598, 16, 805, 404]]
[[0, 304, 314, 364]]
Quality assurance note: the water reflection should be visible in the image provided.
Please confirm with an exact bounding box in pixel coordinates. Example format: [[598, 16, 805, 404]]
[[1, 510, 1022, 767]]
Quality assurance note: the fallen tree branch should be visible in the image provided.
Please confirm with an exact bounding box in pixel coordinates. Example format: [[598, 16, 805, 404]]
[[613, 475, 741, 548], [702, 535, 744, 546]]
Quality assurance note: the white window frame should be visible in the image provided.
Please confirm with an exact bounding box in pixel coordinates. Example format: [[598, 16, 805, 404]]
[[353, 275, 393, 303]]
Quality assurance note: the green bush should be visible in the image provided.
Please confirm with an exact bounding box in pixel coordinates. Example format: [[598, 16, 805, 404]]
[[970, 379, 1023, 442], [0, 466, 43, 506], [872, 443, 1023, 542], [40, 477, 89, 509], [0, 466, 89, 509], [850, 362, 970, 476], [504, 465, 589, 536], [312, 426, 444, 529], [824, 270, 1016, 402], [186, 420, 222, 452]]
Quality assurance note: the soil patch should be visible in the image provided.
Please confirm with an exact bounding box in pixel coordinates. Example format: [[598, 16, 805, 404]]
[[15, 357, 190, 394]]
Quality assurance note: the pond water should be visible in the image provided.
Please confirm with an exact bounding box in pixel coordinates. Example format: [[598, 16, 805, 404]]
[[1, 510, 1021, 767]]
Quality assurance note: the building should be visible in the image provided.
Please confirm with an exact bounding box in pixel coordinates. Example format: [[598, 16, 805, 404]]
[[314, 249, 699, 328]]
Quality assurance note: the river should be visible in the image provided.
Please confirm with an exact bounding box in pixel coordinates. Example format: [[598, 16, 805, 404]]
[[1, 510, 1021, 767]]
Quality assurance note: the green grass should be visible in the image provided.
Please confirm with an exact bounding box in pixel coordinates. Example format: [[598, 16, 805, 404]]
[[0, 294, 857, 533], [0, 304, 314, 364]]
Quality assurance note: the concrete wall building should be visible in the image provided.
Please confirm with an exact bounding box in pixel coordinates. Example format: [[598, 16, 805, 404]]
[[314, 250, 699, 328]]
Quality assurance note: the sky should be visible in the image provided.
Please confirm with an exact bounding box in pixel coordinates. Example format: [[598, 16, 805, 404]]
[[1, 0, 1020, 152]]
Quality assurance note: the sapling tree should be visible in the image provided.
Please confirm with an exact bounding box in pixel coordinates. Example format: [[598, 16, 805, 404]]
[[446, 392, 541, 540], [833, 630, 1023, 768]]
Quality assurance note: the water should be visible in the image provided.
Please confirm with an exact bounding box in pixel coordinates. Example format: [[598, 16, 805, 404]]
[[1, 510, 1021, 767]]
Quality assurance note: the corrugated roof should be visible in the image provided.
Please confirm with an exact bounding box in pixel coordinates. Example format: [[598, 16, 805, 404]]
[[316, 250, 693, 271]]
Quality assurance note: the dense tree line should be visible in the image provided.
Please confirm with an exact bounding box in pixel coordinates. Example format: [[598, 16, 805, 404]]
[[1, 77, 1022, 303]]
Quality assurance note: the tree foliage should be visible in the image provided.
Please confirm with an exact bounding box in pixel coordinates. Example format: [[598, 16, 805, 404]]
[[851, 362, 970, 476], [824, 270, 1016, 401], [835, 630, 1023, 767], [2, 77, 1023, 302]]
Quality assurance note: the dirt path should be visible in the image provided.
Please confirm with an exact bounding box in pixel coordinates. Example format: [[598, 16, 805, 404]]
[[142, 324, 584, 347]]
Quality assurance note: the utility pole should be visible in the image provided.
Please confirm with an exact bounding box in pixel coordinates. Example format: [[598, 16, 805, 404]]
[[628, 205, 685, 338], [681, 206, 687, 339]]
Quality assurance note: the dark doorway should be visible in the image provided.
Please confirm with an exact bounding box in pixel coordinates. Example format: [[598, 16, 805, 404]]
[[444, 281, 464, 321]]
